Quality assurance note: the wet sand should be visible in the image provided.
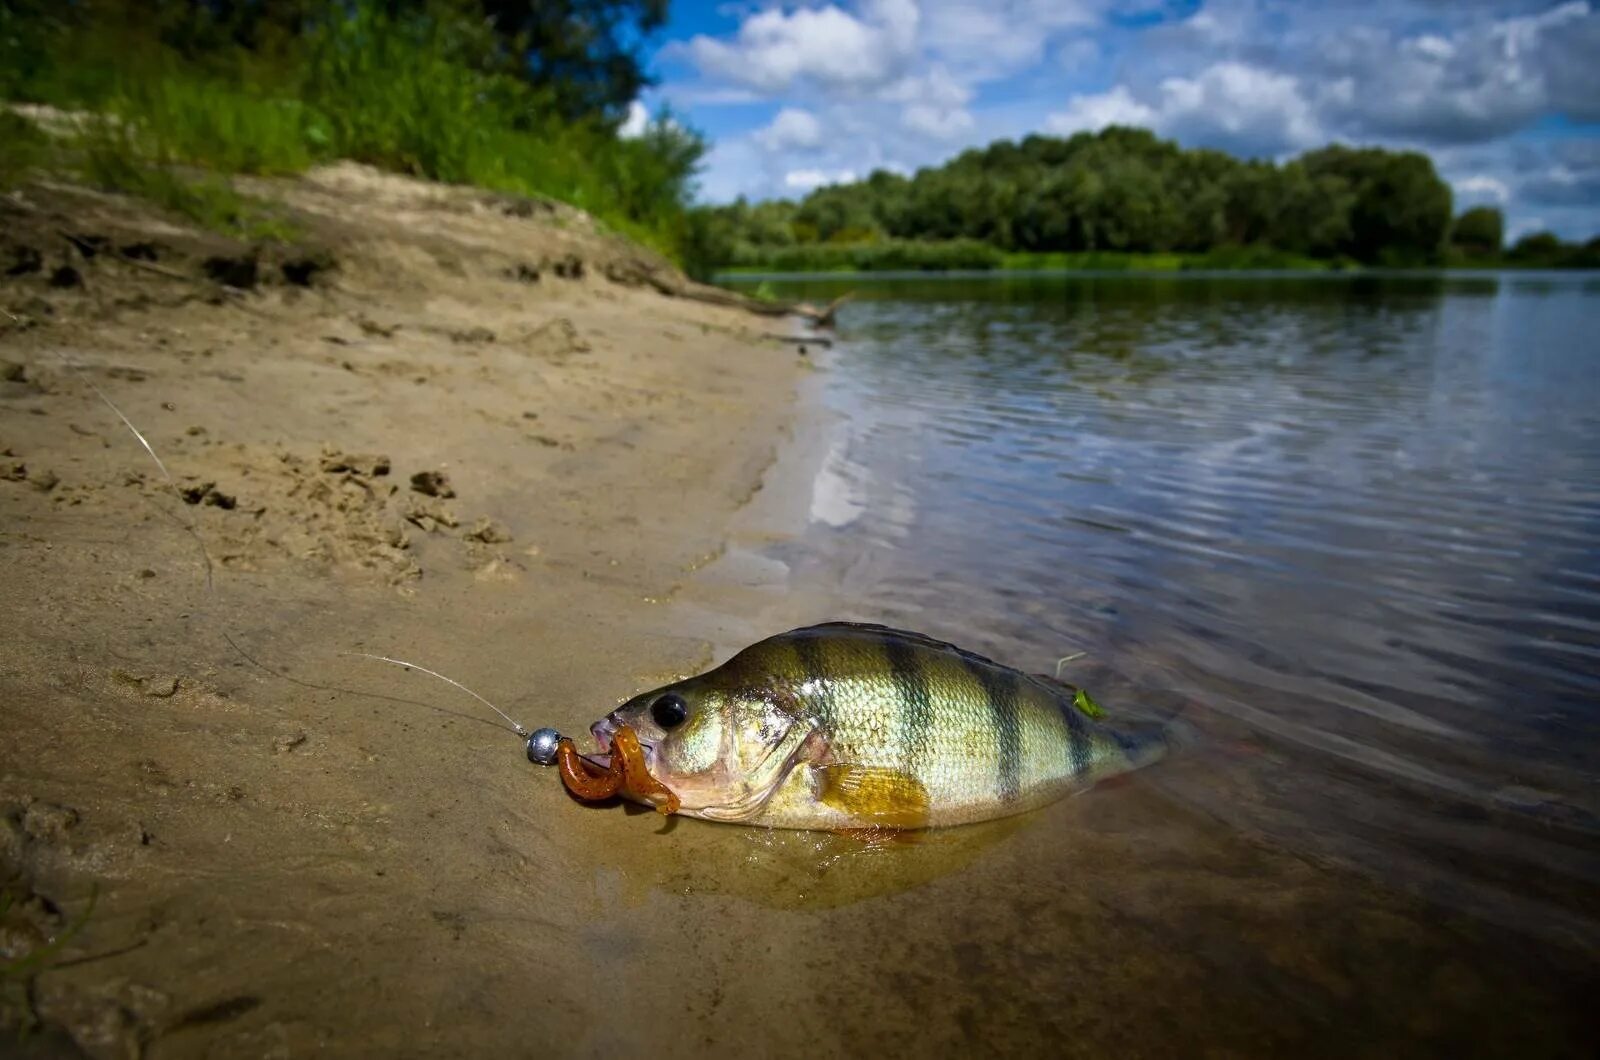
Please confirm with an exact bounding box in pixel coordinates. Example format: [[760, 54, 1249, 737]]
[[3, 171, 1597, 1059]]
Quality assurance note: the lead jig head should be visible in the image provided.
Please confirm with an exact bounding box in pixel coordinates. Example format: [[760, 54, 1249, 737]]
[[526, 726, 562, 765]]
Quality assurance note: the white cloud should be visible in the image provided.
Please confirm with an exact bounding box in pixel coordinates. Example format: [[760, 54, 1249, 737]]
[[882, 66, 975, 141], [681, 0, 920, 94], [618, 101, 649, 139], [1455, 174, 1511, 203], [755, 108, 825, 152], [919, 0, 1101, 80], [1055, 36, 1100, 72], [1044, 85, 1155, 134], [1046, 63, 1321, 156], [785, 168, 859, 190], [881, 66, 973, 108], [1157, 62, 1322, 155], [903, 103, 976, 140]]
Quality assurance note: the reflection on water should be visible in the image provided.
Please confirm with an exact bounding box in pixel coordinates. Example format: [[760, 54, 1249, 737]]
[[714, 270, 1599, 1049]]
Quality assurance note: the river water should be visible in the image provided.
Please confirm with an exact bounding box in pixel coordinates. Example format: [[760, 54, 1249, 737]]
[[715, 269, 1600, 1053]]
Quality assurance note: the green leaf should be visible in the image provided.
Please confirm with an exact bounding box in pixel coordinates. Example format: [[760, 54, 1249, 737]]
[[1072, 688, 1106, 719]]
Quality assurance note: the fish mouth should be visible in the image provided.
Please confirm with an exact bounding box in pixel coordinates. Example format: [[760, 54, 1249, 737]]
[[587, 715, 660, 773]]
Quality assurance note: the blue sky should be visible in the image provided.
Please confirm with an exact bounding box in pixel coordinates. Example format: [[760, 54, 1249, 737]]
[[623, 1, 1600, 239]]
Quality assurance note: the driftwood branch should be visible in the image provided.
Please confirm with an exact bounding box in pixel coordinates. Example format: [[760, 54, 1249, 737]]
[[763, 333, 833, 348], [603, 258, 853, 328]]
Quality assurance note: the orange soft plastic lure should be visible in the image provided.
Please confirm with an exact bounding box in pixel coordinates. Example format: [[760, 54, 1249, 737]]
[[556, 724, 680, 815]]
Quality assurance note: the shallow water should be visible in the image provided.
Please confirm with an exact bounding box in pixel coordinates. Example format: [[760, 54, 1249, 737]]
[[720, 270, 1600, 1052]]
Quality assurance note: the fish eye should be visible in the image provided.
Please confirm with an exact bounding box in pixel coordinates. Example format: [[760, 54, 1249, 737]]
[[650, 693, 689, 730]]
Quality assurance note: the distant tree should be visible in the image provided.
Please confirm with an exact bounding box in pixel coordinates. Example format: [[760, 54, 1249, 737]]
[[1508, 231, 1565, 261], [1300, 146, 1453, 264], [692, 127, 1475, 267], [1451, 206, 1504, 256]]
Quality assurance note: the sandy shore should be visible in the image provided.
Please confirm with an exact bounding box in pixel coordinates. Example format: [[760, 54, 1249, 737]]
[[0, 165, 822, 1056]]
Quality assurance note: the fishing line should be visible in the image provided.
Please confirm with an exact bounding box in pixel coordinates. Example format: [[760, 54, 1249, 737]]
[[341, 652, 528, 737]]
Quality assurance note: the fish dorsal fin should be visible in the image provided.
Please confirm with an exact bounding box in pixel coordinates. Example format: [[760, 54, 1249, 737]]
[[1028, 671, 1080, 697], [780, 622, 1014, 673], [775, 623, 1108, 718]]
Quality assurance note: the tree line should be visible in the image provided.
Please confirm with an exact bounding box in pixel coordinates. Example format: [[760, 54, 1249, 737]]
[[689, 127, 1599, 272]]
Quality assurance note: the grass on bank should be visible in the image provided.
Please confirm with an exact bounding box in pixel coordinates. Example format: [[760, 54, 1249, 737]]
[[75, 115, 301, 242], [0, 3, 702, 259], [717, 238, 1600, 275], [0, 110, 51, 190], [716, 239, 1352, 275]]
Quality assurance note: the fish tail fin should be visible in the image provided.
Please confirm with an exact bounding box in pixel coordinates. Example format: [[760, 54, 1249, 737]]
[[1102, 689, 1206, 773], [1107, 719, 1172, 772]]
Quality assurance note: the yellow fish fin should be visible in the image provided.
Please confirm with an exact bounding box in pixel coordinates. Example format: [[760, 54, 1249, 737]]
[[817, 765, 930, 829]]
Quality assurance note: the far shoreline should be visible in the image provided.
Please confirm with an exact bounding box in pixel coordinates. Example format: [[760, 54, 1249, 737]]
[[715, 263, 1600, 282]]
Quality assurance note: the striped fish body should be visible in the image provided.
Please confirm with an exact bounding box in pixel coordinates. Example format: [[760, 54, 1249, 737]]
[[594, 623, 1165, 830]]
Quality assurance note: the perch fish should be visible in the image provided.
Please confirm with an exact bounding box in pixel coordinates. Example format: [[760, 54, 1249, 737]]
[[579, 622, 1168, 829]]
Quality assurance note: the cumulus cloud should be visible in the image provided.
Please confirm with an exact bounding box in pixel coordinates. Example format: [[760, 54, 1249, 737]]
[[1044, 85, 1155, 134], [901, 103, 973, 139], [1047, 63, 1320, 156], [918, 0, 1101, 79], [1516, 139, 1600, 207], [1305, 4, 1591, 144], [681, 0, 919, 94], [1455, 175, 1512, 204], [618, 101, 649, 139], [884, 66, 975, 140], [755, 108, 826, 152], [786, 168, 860, 190]]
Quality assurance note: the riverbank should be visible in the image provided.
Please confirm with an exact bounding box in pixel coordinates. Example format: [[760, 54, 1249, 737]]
[[716, 246, 1600, 277], [0, 164, 817, 1054]]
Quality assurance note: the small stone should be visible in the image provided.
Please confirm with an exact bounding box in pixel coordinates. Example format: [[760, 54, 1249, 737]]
[[464, 517, 511, 544], [403, 500, 458, 531], [320, 450, 391, 477], [448, 326, 495, 345], [2, 460, 25, 481], [409, 470, 454, 498], [29, 469, 59, 492], [22, 801, 79, 842], [144, 675, 179, 698], [273, 731, 307, 754]]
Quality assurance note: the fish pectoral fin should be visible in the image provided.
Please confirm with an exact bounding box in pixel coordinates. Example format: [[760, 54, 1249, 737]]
[[817, 766, 930, 830]]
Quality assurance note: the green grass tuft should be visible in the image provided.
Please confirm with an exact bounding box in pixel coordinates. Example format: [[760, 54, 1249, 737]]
[[0, 111, 51, 190], [78, 117, 299, 242]]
